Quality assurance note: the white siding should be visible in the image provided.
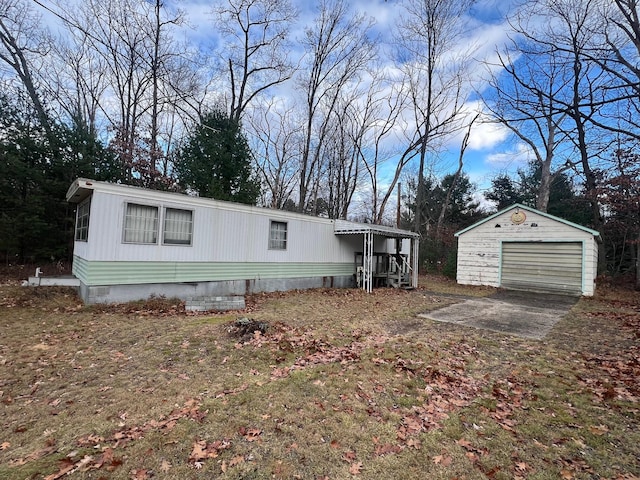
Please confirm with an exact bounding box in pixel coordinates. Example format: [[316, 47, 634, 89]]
[[82, 191, 360, 264]]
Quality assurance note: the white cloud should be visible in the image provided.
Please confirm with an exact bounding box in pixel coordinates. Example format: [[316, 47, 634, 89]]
[[485, 142, 532, 168], [466, 117, 510, 150]]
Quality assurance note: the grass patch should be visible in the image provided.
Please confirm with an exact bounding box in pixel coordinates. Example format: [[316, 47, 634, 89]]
[[0, 278, 638, 479]]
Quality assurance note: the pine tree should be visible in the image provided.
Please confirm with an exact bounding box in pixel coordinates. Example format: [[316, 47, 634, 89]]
[[174, 110, 260, 205]]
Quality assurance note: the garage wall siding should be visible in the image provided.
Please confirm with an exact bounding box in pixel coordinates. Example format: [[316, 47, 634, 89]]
[[456, 206, 598, 296]]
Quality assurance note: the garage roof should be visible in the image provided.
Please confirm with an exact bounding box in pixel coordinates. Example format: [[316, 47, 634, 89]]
[[454, 203, 600, 238]]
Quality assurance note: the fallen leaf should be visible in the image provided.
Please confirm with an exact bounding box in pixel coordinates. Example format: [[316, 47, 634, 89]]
[[433, 454, 452, 466], [9, 445, 57, 466], [44, 458, 76, 480], [0, 441, 10, 450], [349, 462, 363, 475], [343, 451, 357, 462], [456, 438, 474, 450], [131, 469, 149, 479], [237, 426, 262, 442], [160, 459, 171, 472], [374, 443, 402, 456], [572, 437, 587, 448], [189, 438, 231, 462], [406, 438, 422, 450], [76, 455, 95, 471]]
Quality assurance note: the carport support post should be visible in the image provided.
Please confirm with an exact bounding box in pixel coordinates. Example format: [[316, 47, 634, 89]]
[[363, 231, 373, 293], [411, 237, 419, 288]]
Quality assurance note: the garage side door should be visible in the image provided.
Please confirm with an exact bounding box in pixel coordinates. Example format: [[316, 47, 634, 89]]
[[501, 242, 583, 295]]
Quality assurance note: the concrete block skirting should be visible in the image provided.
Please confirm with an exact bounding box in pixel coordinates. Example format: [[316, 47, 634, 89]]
[[185, 296, 246, 312], [78, 275, 355, 305]]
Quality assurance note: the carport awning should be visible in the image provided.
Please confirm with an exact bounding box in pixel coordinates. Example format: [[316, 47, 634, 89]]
[[333, 220, 419, 293], [333, 220, 419, 239]]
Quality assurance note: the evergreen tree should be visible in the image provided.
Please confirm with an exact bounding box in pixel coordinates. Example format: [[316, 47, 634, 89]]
[[174, 110, 260, 204], [485, 161, 590, 225], [485, 174, 527, 210], [402, 171, 482, 276], [0, 92, 115, 263], [0, 93, 51, 262]]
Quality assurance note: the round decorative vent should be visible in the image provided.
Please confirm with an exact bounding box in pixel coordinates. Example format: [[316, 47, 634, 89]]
[[510, 210, 526, 224]]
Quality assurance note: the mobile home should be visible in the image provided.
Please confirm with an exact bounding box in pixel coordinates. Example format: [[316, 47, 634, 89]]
[[66, 179, 419, 304]]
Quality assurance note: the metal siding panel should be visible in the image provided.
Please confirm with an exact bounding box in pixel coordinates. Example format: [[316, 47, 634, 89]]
[[81, 260, 354, 285], [501, 242, 583, 295], [72, 255, 90, 283], [85, 192, 125, 261], [85, 192, 359, 264]]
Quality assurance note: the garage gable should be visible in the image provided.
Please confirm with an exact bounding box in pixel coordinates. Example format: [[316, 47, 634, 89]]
[[455, 204, 600, 238]]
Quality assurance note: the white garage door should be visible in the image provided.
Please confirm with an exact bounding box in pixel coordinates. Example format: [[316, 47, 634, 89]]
[[501, 242, 583, 295]]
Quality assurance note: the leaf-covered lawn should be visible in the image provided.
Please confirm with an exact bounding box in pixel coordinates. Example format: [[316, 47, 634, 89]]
[[0, 278, 638, 479]]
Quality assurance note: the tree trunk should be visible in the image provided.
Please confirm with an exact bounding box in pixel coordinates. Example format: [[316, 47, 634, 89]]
[[636, 237, 640, 291], [413, 142, 427, 234]]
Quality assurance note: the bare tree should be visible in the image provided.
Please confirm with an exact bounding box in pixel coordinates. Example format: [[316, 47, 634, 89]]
[[357, 78, 408, 224], [395, 0, 477, 234], [482, 44, 573, 212], [542, 0, 608, 229], [436, 113, 479, 236], [590, 0, 640, 137], [296, 0, 376, 213], [0, 0, 51, 132], [45, 30, 109, 137], [213, 0, 298, 122], [323, 96, 363, 219], [247, 99, 300, 209], [325, 69, 408, 222], [145, 0, 186, 176], [485, 0, 609, 219], [42, 0, 197, 184]]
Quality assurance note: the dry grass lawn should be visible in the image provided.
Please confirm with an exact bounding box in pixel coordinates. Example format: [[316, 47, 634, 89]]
[[0, 275, 638, 479]]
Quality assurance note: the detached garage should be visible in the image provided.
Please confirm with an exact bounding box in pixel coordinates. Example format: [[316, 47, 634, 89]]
[[455, 204, 600, 296]]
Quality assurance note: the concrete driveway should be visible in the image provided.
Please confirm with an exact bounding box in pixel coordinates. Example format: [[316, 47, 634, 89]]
[[418, 290, 579, 340]]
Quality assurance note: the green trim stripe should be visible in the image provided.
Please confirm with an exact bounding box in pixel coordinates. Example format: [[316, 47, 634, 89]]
[[73, 256, 354, 286]]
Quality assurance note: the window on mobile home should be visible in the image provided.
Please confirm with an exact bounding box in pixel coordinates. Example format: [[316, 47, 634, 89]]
[[124, 203, 158, 243], [75, 199, 90, 241], [163, 208, 193, 245], [269, 221, 287, 250]]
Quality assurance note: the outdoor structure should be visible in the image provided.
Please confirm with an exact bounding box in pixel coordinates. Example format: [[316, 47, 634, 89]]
[[66, 179, 419, 304], [455, 204, 600, 296]]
